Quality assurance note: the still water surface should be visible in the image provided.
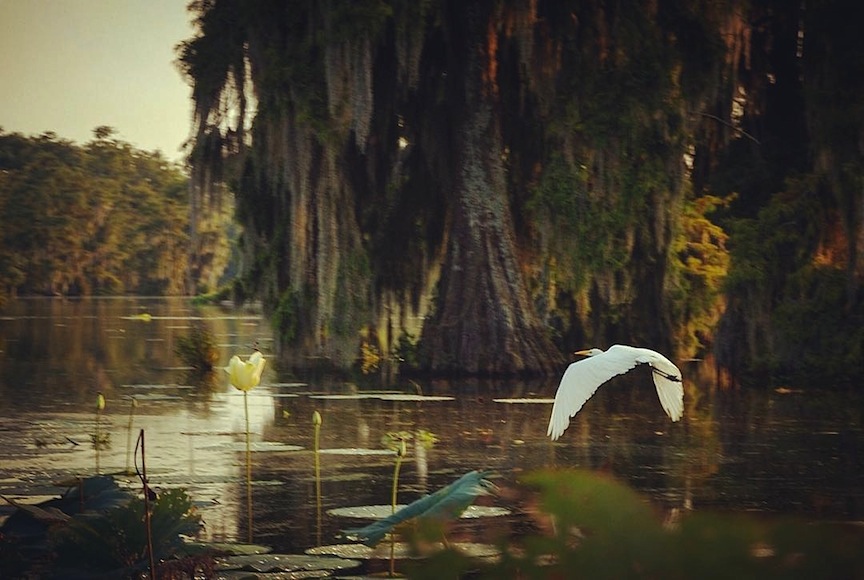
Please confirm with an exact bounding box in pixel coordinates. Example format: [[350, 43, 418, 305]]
[[1, 297, 862, 554]]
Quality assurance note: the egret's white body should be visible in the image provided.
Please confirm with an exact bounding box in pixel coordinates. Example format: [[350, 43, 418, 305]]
[[547, 345, 684, 440]]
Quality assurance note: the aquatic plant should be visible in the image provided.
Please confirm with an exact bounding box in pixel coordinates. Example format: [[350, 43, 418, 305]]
[[91, 392, 109, 473], [133, 428, 158, 578], [381, 429, 439, 517], [124, 396, 138, 475], [225, 350, 266, 543], [313, 409, 323, 546], [0, 475, 202, 578], [51, 486, 202, 578], [174, 322, 219, 374], [225, 351, 266, 392], [415, 429, 438, 450], [383, 431, 409, 574], [381, 431, 414, 511]]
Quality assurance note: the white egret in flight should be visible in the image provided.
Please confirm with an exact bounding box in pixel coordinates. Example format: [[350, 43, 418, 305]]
[[547, 345, 684, 440]]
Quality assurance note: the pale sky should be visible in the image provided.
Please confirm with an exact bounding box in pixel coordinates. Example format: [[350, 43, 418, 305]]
[[0, 0, 196, 161]]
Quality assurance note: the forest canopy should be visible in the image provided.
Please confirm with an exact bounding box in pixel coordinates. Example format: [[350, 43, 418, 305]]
[[0, 128, 230, 301]]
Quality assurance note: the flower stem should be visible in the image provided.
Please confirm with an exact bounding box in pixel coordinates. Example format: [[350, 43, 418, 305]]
[[95, 409, 102, 474], [313, 415, 322, 546], [125, 397, 137, 475], [389, 446, 405, 577], [244, 391, 252, 543]]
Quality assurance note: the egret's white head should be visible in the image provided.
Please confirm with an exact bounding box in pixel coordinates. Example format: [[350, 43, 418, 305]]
[[574, 348, 605, 357]]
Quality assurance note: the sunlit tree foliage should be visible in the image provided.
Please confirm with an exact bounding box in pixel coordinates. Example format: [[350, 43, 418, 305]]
[[0, 128, 228, 299]]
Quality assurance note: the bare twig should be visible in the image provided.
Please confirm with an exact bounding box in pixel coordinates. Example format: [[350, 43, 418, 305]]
[[698, 112, 761, 144]]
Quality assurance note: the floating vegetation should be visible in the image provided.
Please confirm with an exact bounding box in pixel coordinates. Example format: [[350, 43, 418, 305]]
[[217, 441, 304, 453], [122, 313, 152, 321], [328, 504, 510, 520], [118, 384, 195, 390], [215, 553, 361, 575], [308, 394, 378, 400], [306, 542, 500, 560], [376, 394, 454, 402], [121, 393, 183, 402], [300, 473, 370, 484], [317, 448, 395, 456], [179, 431, 236, 437], [306, 393, 454, 402], [193, 441, 305, 453], [266, 382, 309, 388], [183, 541, 272, 555], [492, 398, 555, 404]]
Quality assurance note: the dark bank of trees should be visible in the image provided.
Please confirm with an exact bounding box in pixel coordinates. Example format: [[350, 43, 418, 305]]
[[173, 0, 860, 384], [0, 128, 231, 301]]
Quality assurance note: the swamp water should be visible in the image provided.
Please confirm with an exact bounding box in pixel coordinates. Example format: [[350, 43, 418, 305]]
[[1, 297, 863, 570]]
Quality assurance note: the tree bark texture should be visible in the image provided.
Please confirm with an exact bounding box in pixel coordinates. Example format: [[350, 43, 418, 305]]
[[420, 2, 562, 374]]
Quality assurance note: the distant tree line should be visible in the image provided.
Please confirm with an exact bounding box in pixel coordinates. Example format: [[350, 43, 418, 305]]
[[0, 127, 230, 302]]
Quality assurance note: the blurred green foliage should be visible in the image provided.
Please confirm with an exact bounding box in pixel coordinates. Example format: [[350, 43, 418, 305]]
[[405, 469, 864, 579]]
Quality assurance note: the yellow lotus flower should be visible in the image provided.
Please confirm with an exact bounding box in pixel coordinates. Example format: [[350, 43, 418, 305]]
[[225, 351, 266, 392]]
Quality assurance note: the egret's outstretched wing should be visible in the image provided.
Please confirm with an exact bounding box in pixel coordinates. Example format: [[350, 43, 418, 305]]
[[546, 347, 643, 440], [636, 351, 684, 422]]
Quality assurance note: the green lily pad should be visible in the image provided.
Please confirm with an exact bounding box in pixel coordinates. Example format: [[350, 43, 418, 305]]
[[265, 383, 309, 388], [492, 398, 555, 404], [317, 448, 395, 456], [222, 442, 304, 453], [327, 504, 510, 519], [183, 541, 273, 556], [122, 393, 183, 401], [217, 553, 361, 574], [294, 473, 370, 485], [307, 542, 500, 560], [118, 383, 194, 390], [306, 393, 454, 402], [180, 431, 237, 437], [375, 394, 455, 402], [216, 572, 330, 579], [307, 394, 376, 400], [306, 542, 411, 560]]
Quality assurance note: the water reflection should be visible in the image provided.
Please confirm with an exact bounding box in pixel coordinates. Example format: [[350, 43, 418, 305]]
[[0, 298, 862, 555]]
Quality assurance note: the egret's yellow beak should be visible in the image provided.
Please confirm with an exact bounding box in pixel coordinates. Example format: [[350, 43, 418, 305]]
[[574, 349, 592, 356]]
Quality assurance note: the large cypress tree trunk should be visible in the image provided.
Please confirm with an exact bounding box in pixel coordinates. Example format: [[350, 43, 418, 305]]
[[420, 3, 562, 375]]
